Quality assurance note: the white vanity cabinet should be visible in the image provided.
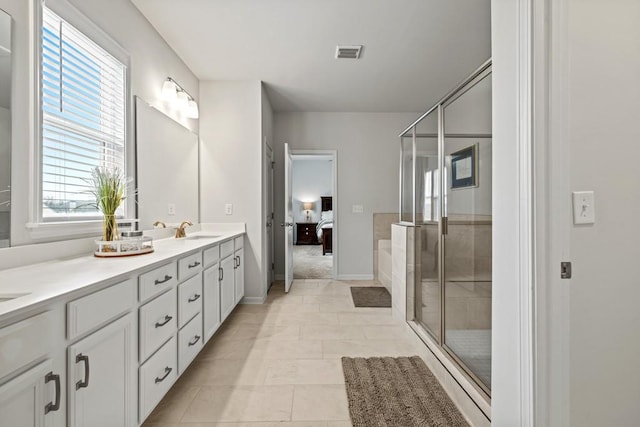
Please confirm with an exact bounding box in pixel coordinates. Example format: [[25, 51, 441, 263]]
[[203, 262, 221, 342], [0, 311, 65, 427], [68, 313, 135, 427], [220, 254, 236, 322], [234, 236, 245, 304], [0, 229, 246, 427], [0, 360, 59, 427], [66, 279, 136, 427]]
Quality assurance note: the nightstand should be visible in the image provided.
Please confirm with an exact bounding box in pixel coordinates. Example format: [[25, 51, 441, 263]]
[[296, 222, 318, 245]]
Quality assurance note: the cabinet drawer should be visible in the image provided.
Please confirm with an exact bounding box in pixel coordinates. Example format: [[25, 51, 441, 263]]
[[139, 336, 177, 423], [139, 289, 177, 362], [67, 279, 135, 340], [220, 239, 234, 259], [178, 313, 203, 374], [139, 262, 177, 303], [178, 273, 202, 328], [0, 311, 53, 380], [178, 252, 203, 281], [203, 245, 219, 268], [234, 235, 243, 249]]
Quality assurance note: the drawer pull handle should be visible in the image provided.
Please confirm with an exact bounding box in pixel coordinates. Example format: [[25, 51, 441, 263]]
[[155, 367, 172, 384], [188, 293, 201, 303], [154, 275, 173, 285], [188, 335, 201, 346], [219, 267, 223, 281], [155, 315, 173, 328], [44, 371, 61, 413], [188, 261, 201, 269], [75, 353, 90, 390]]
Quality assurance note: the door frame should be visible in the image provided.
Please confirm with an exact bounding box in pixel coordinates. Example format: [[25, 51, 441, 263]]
[[492, 0, 569, 425], [263, 137, 275, 294], [290, 149, 338, 280]]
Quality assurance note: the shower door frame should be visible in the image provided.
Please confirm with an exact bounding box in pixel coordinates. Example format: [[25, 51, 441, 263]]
[[399, 59, 493, 400]]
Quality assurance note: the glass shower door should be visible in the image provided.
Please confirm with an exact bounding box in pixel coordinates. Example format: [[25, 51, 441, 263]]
[[442, 71, 492, 392], [413, 109, 441, 341]]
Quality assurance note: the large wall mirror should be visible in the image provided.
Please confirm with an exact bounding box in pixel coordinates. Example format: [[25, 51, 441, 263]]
[[0, 9, 11, 248], [135, 97, 199, 230]]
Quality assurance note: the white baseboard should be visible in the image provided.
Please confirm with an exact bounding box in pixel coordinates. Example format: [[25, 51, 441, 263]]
[[240, 296, 266, 304], [336, 274, 374, 281]]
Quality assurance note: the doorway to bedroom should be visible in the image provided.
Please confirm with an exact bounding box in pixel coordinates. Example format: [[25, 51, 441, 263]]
[[290, 153, 336, 279]]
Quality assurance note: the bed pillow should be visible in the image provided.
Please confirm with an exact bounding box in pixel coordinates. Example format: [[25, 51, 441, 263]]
[[321, 210, 333, 221]]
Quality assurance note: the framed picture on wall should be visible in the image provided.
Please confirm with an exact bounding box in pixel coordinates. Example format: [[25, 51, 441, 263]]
[[450, 143, 478, 189]]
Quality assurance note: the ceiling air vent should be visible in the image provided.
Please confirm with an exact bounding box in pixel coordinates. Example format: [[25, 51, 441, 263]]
[[335, 45, 363, 59]]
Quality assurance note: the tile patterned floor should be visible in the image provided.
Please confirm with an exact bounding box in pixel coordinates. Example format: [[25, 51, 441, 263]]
[[142, 279, 427, 427]]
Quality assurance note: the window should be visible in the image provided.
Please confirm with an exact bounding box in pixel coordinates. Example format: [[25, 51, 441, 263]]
[[41, 6, 126, 221]]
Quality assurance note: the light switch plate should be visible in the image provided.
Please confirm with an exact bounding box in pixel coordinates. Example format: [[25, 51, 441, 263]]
[[352, 204, 364, 214], [225, 203, 233, 215], [572, 191, 595, 224]]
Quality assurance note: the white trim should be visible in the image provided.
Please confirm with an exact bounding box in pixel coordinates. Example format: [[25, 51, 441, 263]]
[[531, 0, 570, 425], [240, 296, 266, 305], [336, 274, 374, 281], [491, 0, 536, 424], [290, 149, 338, 280]]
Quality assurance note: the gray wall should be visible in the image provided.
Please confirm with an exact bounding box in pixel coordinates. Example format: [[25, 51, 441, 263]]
[[568, 1, 640, 425], [199, 80, 264, 302], [274, 112, 418, 279]]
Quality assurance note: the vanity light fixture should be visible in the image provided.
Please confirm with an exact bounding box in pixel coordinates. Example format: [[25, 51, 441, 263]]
[[161, 77, 199, 119]]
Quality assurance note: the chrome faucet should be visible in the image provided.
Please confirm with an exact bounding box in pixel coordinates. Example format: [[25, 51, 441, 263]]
[[153, 220, 167, 228], [175, 221, 193, 238]]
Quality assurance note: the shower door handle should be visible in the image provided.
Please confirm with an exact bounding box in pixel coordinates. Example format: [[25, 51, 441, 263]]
[[441, 217, 448, 235]]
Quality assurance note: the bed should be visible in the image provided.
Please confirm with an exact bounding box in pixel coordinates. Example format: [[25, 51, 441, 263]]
[[316, 196, 333, 255]]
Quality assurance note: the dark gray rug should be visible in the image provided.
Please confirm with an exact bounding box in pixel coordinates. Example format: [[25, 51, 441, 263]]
[[341, 356, 470, 427], [350, 286, 391, 308]]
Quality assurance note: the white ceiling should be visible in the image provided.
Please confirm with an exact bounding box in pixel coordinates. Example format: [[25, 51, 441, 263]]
[[131, 0, 491, 113]]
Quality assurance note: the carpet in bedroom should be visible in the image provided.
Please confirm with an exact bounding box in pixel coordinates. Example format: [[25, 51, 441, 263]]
[[293, 244, 333, 279]]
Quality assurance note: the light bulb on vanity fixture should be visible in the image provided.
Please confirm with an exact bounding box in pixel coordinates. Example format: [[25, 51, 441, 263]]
[[161, 77, 199, 119]]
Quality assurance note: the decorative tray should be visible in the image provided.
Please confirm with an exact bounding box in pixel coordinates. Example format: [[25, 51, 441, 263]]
[[94, 236, 154, 257]]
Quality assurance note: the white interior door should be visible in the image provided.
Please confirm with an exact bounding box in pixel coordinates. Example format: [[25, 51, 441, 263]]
[[283, 143, 294, 292]]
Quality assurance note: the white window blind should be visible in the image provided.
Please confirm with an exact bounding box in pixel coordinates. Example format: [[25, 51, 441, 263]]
[[41, 7, 126, 220]]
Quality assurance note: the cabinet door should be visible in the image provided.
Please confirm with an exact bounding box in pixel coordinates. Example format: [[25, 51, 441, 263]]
[[68, 313, 135, 427], [220, 256, 236, 321], [0, 360, 60, 427], [203, 263, 221, 342], [234, 248, 245, 304]]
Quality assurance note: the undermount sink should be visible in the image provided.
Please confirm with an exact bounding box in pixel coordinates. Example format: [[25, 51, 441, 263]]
[[185, 234, 220, 240], [0, 293, 30, 303]]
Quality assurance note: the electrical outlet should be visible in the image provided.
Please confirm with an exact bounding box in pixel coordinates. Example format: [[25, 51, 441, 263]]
[[572, 191, 595, 224], [167, 203, 176, 215], [225, 203, 233, 215]]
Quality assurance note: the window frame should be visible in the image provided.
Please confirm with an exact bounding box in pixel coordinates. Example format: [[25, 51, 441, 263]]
[[29, 0, 133, 240]]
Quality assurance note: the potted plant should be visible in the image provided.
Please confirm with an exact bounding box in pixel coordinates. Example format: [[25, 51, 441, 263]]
[[88, 166, 127, 242]]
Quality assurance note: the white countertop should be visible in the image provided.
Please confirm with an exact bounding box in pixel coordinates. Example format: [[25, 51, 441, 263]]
[[0, 225, 245, 323]]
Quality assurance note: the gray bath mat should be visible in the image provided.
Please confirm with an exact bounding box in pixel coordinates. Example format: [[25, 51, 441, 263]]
[[350, 286, 391, 307], [341, 356, 470, 427]]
